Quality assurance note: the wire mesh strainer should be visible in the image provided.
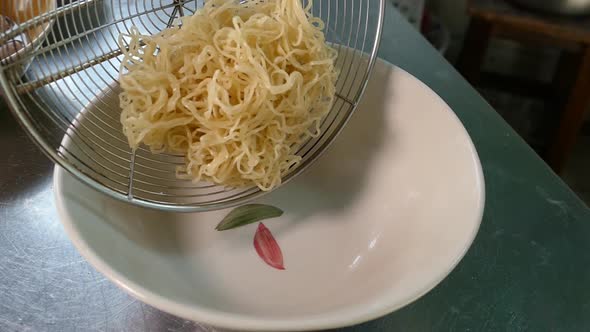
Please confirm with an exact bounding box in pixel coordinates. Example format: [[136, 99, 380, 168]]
[[0, 0, 385, 212]]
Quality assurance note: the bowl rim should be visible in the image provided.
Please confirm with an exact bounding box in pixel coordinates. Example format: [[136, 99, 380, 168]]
[[9, 0, 386, 213], [52, 60, 486, 331]]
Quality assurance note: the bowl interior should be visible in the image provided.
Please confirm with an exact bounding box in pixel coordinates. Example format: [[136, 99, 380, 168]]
[[54, 59, 484, 331]]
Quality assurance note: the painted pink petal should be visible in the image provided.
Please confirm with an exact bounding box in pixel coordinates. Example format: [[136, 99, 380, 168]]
[[254, 223, 285, 270]]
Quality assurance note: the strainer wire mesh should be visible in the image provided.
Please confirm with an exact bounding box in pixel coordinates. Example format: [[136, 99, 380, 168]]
[[0, 0, 385, 212]]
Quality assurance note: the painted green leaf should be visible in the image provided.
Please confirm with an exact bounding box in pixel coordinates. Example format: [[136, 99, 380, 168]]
[[216, 204, 284, 231]]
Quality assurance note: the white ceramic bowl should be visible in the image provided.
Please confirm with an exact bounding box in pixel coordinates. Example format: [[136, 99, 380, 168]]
[[54, 58, 485, 331]]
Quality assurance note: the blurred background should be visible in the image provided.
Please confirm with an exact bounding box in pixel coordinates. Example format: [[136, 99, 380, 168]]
[[395, 0, 590, 205], [1, 0, 588, 206]]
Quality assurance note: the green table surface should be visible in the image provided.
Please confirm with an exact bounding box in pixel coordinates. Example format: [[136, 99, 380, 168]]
[[1, 2, 589, 332], [335, 4, 590, 332]]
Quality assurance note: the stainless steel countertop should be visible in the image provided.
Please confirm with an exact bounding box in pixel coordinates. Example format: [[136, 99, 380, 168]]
[[0, 100, 213, 331], [0, 1, 388, 330], [3, 1, 590, 331]]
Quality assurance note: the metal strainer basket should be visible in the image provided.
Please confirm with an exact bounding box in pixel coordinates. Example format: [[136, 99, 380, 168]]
[[0, 0, 385, 212]]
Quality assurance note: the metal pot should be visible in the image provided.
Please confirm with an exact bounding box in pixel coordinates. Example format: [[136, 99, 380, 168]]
[[512, 0, 590, 15]]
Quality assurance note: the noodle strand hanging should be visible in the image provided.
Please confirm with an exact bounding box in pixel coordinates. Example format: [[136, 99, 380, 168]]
[[118, 0, 337, 191]]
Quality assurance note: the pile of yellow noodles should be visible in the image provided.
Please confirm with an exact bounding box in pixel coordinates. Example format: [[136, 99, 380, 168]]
[[118, 0, 337, 190]]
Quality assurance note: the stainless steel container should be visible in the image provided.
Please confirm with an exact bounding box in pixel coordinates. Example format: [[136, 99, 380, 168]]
[[512, 0, 590, 15]]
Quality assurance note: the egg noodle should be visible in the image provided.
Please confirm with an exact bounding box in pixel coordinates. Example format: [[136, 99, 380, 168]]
[[118, 0, 337, 191]]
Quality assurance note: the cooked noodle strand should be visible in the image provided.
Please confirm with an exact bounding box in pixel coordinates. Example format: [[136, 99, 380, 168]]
[[119, 0, 337, 191]]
